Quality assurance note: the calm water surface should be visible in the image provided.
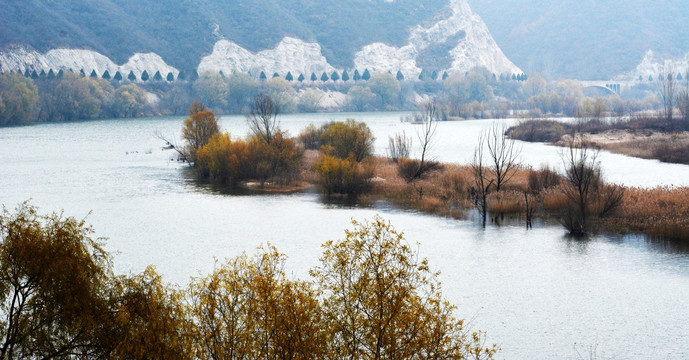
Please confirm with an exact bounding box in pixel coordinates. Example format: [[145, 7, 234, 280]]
[[1, 113, 688, 359]]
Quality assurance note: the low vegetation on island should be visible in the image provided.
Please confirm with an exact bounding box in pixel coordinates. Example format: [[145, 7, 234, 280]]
[[176, 97, 689, 241]]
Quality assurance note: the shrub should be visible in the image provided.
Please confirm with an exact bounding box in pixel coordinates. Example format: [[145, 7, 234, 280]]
[[527, 165, 561, 194], [195, 133, 251, 185], [507, 120, 565, 142], [249, 132, 304, 185], [320, 119, 375, 162], [195, 131, 303, 187], [315, 154, 373, 195], [396, 157, 441, 182], [298, 122, 333, 150]]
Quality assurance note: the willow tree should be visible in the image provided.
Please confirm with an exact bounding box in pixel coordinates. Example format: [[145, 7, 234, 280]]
[[312, 216, 498, 359]]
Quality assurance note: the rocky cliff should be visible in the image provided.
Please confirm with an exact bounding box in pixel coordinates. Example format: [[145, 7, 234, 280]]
[[0, 0, 519, 79]]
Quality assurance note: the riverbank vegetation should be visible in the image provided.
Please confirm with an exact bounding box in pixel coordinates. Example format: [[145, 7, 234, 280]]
[[0, 203, 497, 359], [3, 65, 686, 128], [179, 99, 689, 241]]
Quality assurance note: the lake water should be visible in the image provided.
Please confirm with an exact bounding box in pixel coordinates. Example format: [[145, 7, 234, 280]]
[[1, 112, 688, 359]]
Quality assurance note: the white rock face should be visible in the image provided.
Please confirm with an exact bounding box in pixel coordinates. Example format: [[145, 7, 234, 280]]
[[0, 47, 178, 79], [615, 50, 689, 81], [355, 0, 521, 78], [355, 43, 420, 77], [198, 37, 335, 77]]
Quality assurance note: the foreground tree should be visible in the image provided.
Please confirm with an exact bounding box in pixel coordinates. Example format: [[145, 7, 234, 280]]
[[190, 246, 327, 359], [311, 216, 497, 359], [109, 267, 193, 359], [0, 203, 113, 359]]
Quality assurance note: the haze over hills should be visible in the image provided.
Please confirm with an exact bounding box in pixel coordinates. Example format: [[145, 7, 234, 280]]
[[0, 0, 520, 78], [468, 0, 689, 80]]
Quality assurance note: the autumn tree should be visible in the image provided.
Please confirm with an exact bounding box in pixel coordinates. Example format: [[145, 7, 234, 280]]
[[247, 93, 280, 143], [311, 216, 498, 360], [298, 88, 325, 113], [192, 72, 228, 110], [190, 246, 327, 359], [0, 203, 114, 359], [109, 267, 194, 359], [182, 102, 219, 162], [226, 72, 258, 113], [0, 73, 39, 125], [320, 119, 375, 162], [264, 77, 297, 112], [368, 73, 400, 108], [346, 86, 377, 111], [111, 83, 147, 118]]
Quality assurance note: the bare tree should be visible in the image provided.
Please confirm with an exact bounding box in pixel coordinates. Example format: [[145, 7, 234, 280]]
[[412, 99, 440, 179], [676, 73, 689, 128], [485, 122, 522, 192], [471, 133, 493, 227], [658, 66, 676, 129], [387, 131, 412, 162], [560, 138, 600, 236], [247, 93, 280, 143]]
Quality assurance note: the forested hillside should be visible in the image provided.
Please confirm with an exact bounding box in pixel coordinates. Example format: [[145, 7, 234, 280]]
[[469, 0, 689, 79], [0, 0, 447, 72]]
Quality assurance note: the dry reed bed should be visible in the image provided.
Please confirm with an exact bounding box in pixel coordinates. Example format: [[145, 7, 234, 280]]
[[610, 187, 689, 240], [364, 156, 689, 241]]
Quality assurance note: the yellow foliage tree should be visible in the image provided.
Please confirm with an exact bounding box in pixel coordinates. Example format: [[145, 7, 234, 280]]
[[190, 245, 328, 359], [0, 202, 113, 359], [315, 152, 373, 195], [320, 119, 375, 162], [311, 216, 498, 359], [182, 102, 220, 162], [109, 266, 194, 359]]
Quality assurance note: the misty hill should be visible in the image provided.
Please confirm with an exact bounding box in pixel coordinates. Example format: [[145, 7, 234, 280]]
[[0, 0, 448, 72], [469, 0, 689, 80]]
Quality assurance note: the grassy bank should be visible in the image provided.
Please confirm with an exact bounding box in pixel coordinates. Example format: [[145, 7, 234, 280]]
[[507, 117, 689, 164]]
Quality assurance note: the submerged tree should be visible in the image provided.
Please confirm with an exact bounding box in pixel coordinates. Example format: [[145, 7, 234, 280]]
[[484, 122, 521, 192]]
